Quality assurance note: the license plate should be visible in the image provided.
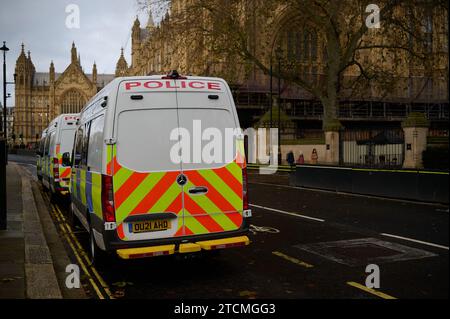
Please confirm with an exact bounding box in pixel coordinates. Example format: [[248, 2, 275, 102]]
[[130, 220, 172, 234]]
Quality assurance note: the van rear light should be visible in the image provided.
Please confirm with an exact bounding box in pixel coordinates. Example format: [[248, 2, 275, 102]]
[[53, 158, 60, 181], [243, 166, 249, 211], [102, 175, 116, 222]]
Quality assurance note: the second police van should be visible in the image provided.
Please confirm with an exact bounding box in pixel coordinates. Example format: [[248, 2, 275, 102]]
[[40, 114, 79, 197], [64, 71, 251, 264]]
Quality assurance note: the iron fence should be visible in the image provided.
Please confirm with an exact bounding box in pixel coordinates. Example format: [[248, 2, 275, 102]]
[[339, 129, 405, 169]]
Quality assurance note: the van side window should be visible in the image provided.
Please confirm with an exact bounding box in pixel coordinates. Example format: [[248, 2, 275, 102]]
[[44, 135, 50, 156], [74, 126, 84, 168], [87, 116, 104, 173], [39, 138, 45, 155], [49, 132, 56, 158], [81, 122, 91, 167]]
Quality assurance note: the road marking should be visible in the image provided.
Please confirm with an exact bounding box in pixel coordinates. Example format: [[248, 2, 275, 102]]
[[249, 181, 447, 207], [272, 251, 314, 268], [250, 204, 325, 222], [250, 225, 280, 234], [347, 282, 397, 299], [43, 192, 114, 299], [381, 233, 449, 251], [47, 202, 105, 299], [51, 202, 115, 298]]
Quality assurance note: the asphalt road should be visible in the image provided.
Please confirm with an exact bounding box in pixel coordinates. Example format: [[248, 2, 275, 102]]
[[11, 155, 449, 299]]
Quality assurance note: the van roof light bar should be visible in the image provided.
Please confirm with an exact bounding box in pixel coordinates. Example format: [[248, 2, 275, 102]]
[[162, 70, 187, 80]]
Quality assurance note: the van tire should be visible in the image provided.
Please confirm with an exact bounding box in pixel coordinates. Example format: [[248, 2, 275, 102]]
[[50, 191, 58, 203], [89, 225, 110, 269]]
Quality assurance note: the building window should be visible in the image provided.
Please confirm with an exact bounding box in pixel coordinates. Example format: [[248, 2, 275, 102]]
[[60, 89, 86, 114], [283, 28, 318, 64]]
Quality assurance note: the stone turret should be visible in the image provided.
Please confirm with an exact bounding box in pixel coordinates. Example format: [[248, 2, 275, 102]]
[[71, 42, 78, 64], [131, 17, 141, 67], [15, 44, 34, 89], [147, 10, 156, 33], [49, 61, 55, 83], [115, 48, 128, 77], [92, 62, 98, 84]]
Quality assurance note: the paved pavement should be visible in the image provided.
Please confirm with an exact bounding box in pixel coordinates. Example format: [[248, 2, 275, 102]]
[[0, 164, 25, 298], [0, 161, 84, 299], [9, 155, 450, 299]]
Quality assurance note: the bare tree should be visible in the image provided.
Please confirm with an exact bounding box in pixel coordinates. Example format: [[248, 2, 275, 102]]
[[138, 0, 448, 130]]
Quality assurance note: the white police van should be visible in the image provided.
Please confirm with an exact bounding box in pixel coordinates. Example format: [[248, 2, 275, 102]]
[[64, 71, 251, 264]]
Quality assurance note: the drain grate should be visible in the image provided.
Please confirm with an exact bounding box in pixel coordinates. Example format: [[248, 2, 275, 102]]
[[295, 238, 437, 267]]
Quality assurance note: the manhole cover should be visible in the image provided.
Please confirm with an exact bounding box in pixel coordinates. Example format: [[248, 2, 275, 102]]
[[332, 244, 399, 259], [295, 238, 437, 267]]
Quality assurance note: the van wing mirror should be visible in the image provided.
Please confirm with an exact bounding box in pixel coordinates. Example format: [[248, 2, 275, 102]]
[[74, 154, 82, 166], [62, 152, 72, 167]]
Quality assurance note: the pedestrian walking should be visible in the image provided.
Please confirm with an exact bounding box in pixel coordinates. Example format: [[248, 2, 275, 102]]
[[311, 148, 318, 165], [287, 150, 295, 169], [297, 152, 305, 165]]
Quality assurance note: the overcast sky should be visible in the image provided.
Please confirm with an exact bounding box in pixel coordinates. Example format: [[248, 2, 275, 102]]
[[0, 0, 165, 106]]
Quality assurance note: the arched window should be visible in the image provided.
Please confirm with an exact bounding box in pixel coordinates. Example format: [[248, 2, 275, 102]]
[[60, 89, 86, 114], [281, 26, 319, 65]]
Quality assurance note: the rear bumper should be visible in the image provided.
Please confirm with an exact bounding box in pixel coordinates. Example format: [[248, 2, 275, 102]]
[[105, 227, 250, 252], [92, 212, 252, 256], [50, 180, 70, 195], [116, 236, 250, 260]]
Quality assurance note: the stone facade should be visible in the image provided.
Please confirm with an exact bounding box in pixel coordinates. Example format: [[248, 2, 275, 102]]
[[13, 43, 114, 145], [116, 2, 448, 107]]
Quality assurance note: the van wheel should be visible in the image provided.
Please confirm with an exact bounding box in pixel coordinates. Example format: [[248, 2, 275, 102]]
[[89, 225, 110, 269], [50, 191, 58, 203]]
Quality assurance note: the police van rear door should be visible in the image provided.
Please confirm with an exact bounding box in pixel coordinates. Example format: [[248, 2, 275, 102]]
[[113, 79, 184, 242], [176, 79, 244, 237]]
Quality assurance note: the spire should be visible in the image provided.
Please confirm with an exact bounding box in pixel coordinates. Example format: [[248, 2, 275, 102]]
[[50, 60, 55, 83], [115, 47, 128, 77], [134, 15, 140, 27], [71, 42, 77, 63], [92, 61, 97, 84], [26, 50, 35, 70], [16, 43, 27, 65], [147, 10, 155, 31]]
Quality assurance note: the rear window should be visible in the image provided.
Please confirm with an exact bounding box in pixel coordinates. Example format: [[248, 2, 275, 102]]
[[60, 129, 76, 155], [116, 108, 238, 173], [178, 108, 238, 171], [116, 109, 182, 173]]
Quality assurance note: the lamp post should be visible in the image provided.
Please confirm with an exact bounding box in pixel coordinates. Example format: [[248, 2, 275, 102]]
[[0, 41, 8, 230], [275, 46, 283, 165], [1, 41, 9, 139]]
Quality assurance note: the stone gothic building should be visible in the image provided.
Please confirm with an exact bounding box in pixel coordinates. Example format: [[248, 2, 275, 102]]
[[13, 43, 114, 145], [114, 1, 448, 132]]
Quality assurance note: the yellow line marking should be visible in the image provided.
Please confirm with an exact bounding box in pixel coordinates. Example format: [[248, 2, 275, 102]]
[[46, 204, 105, 300], [347, 282, 397, 300], [272, 251, 314, 268], [42, 192, 113, 300], [51, 203, 115, 299]]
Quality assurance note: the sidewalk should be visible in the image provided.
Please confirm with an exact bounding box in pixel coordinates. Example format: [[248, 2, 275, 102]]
[[0, 163, 84, 299]]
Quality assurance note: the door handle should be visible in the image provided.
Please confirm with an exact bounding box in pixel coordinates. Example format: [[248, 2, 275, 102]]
[[188, 187, 208, 195]]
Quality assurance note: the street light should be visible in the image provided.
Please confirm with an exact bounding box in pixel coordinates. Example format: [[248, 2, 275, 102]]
[[0, 41, 9, 139], [275, 46, 283, 165], [0, 41, 8, 231]]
